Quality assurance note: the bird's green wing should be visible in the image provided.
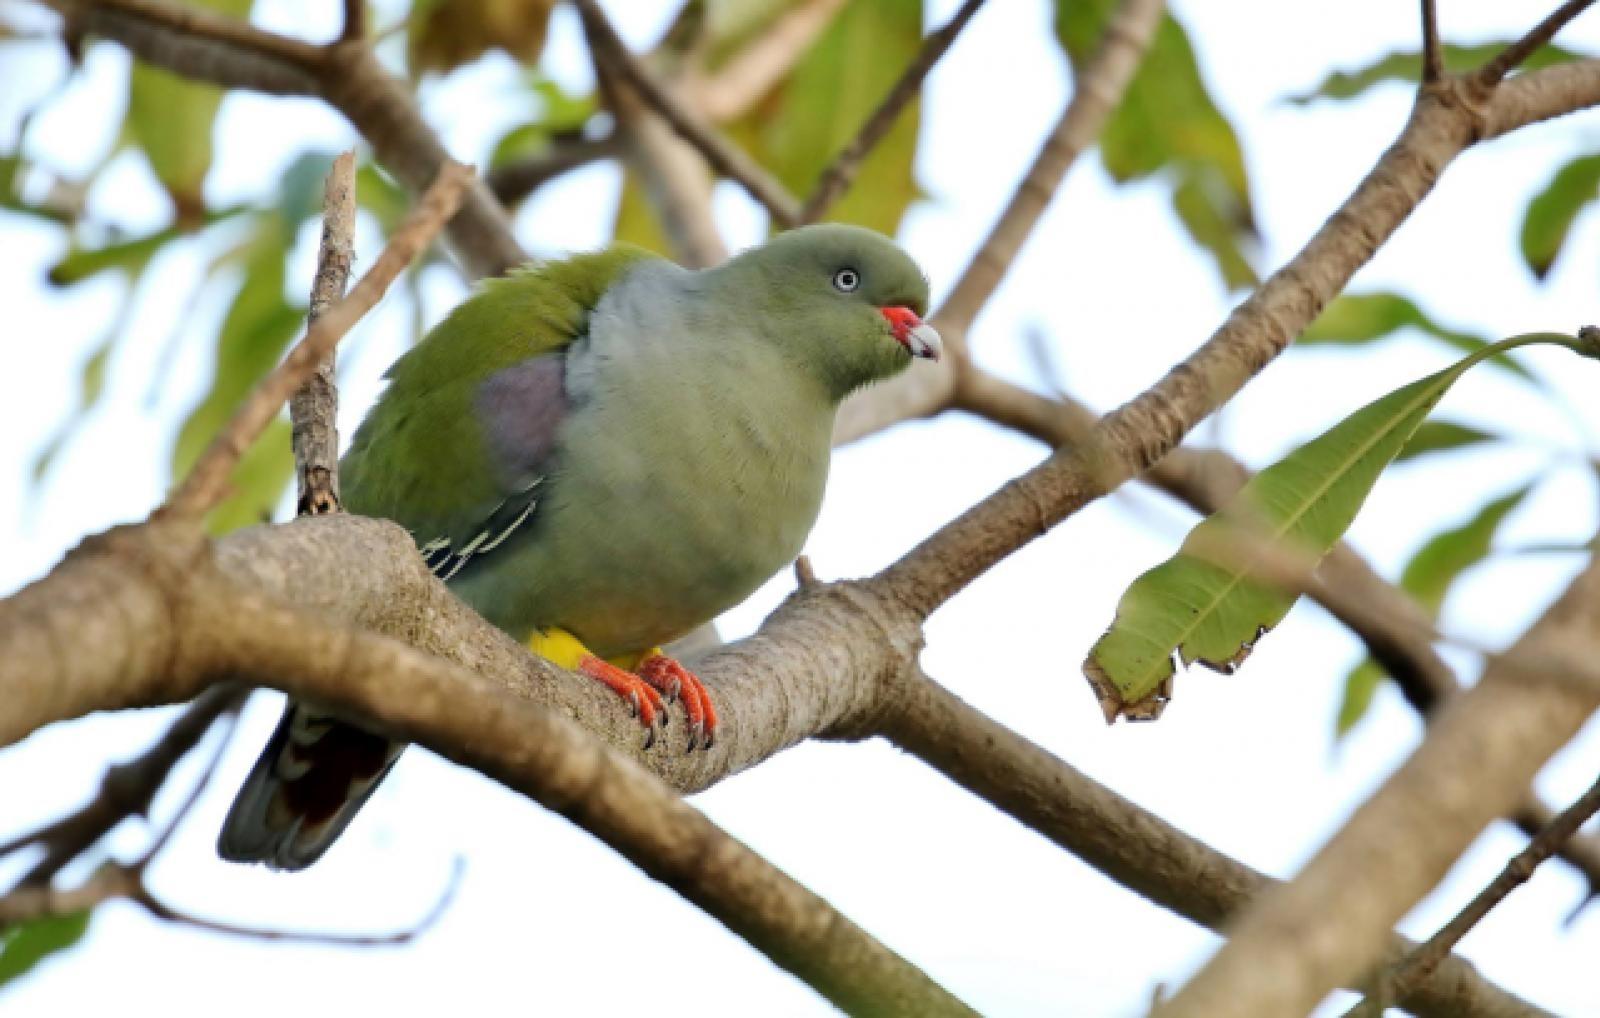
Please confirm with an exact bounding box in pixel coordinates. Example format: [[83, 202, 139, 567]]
[[340, 246, 653, 558]]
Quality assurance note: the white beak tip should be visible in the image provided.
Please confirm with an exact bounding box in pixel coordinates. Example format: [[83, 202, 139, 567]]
[[907, 322, 943, 361]]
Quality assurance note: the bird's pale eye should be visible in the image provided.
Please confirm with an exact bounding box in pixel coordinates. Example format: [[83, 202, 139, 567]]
[[832, 267, 860, 293]]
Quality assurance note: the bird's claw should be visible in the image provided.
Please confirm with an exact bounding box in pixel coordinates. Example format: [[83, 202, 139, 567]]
[[639, 654, 718, 754]]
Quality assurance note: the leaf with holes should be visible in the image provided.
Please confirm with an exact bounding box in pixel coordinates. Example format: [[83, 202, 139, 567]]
[[1084, 334, 1582, 721]]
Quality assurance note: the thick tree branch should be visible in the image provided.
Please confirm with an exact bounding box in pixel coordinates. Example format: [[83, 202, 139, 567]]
[[1153, 553, 1600, 1018], [676, 0, 848, 123], [879, 670, 1548, 1018], [486, 134, 623, 207], [799, 0, 989, 224]]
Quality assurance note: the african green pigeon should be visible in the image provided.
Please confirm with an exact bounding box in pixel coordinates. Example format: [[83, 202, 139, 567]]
[[218, 224, 940, 869]]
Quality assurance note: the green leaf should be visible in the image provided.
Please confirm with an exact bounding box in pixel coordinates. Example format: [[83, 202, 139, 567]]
[[277, 150, 339, 229], [1394, 420, 1499, 463], [751, 0, 924, 235], [203, 417, 295, 534], [356, 162, 409, 234], [31, 327, 119, 484], [1335, 482, 1533, 737], [1287, 42, 1585, 104], [0, 910, 91, 987], [1084, 333, 1580, 718], [1401, 483, 1534, 617], [1520, 152, 1600, 280], [121, 0, 252, 221], [172, 212, 302, 533], [1054, 5, 1258, 289], [489, 80, 597, 169], [48, 225, 185, 287], [611, 167, 675, 256], [1335, 658, 1385, 737], [1300, 291, 1537, 383]]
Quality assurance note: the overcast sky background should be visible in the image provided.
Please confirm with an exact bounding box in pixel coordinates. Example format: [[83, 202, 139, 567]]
[[3, 1, 1600, 1014]]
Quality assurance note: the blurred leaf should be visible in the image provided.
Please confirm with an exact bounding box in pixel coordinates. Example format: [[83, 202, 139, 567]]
[[1394, 420, 1498, 462], [0, 154, 76, 225], [409, 0, 556, 76], [1520, 152, 1600, 280], [1288, 42, 1585, 104], [1401, 483, 1533, 617], [1299, 291, 1537, 382], [488, 78, 597, 169], [1055, 5, 1257, 289], [1337, 482, 1533, 736], [31, 326, 119, 484], [204, 417, 294, 534], [173, 211, 302, 532], [48, 225, 183, 287], [749, 0, 924, 235], [1335, 658, 1384, 737], [356, 162, 409, 234], [122, 0, 251, 221], [277, 150, 341, 229], [611, 167, 675, 255], [0, 910, 91, 987], [1084, 334, 1576, 715]]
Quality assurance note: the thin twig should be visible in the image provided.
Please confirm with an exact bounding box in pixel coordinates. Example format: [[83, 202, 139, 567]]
[[1420, 0, 1444, 82], [290, 151, 357, 517], [1, 686, 245, 886], [133, 859, 464, 946], [799, 0, 988, 223], [486, 134, 623, 206], [1477, 0, 1596, 87], [1351, 770, 1600, 1015], [133, 700, 239, 870], [571, 0, 803, 228], [339, 0, 363, 42], [163, 161, 472, 519], [934, 0, 1165, 337]]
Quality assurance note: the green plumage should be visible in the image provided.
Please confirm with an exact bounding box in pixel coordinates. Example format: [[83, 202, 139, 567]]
[[219, 224, 936, 870]]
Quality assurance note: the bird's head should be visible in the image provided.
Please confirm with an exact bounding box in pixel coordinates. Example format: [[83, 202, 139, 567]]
[[718, 224, 941, 400]]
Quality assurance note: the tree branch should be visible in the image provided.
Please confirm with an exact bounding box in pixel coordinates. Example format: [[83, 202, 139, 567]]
[[799, 0, 989, 224], [570, 0, 803, 229], [486, 134, 623, 207], [289, 150, 356, 517], [676, 0, 847, 123], [163, 161, 470, 519], [1352, 768, 1600, 1015], [1420, 0, 1443, 83], [1153, 553, 1600, 1018], [1476, 0, 1596, 88], [879, 670, 1549, 1018]]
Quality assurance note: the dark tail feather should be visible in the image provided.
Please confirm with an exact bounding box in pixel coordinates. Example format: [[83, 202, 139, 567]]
[[217, 700, 405, 871]]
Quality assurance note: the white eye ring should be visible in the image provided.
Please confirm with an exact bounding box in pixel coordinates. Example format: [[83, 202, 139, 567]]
[[832, 267, 860, 293]]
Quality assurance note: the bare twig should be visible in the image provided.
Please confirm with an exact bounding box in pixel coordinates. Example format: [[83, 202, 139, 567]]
[[1352, 769, 1600, 1015], [571, 0, 803, 228], [0, 685, 244, 886], [163, 161, 472, 518], [678, 0, 848, 122], [1476, 0, 1596, 87], [1421, 0, 1444, 83], [290, 151, 356, 517], [799, 0, 988, 223], [486, 134, 623, 207], [339, 0, 363, 42]]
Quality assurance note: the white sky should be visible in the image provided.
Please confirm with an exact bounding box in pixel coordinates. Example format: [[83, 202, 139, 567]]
[[3, 1, 1600, 1015]]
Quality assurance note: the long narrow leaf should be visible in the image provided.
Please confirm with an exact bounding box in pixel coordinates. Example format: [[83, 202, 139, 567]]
[[1084, 333, 1582, 720]]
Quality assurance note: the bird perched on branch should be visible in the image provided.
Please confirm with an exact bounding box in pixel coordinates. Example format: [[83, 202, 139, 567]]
[[218, 224, 941, 870]]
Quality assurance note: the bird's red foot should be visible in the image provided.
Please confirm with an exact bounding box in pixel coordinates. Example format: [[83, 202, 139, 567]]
[[578, 656, 667, 749], [639, 654, 718, 752]]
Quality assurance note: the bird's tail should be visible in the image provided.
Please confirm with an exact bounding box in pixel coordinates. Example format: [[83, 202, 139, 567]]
[[217, 699, 404, 871]]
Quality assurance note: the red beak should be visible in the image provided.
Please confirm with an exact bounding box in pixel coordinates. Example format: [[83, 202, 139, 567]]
[[879, 306, 943, 360]]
